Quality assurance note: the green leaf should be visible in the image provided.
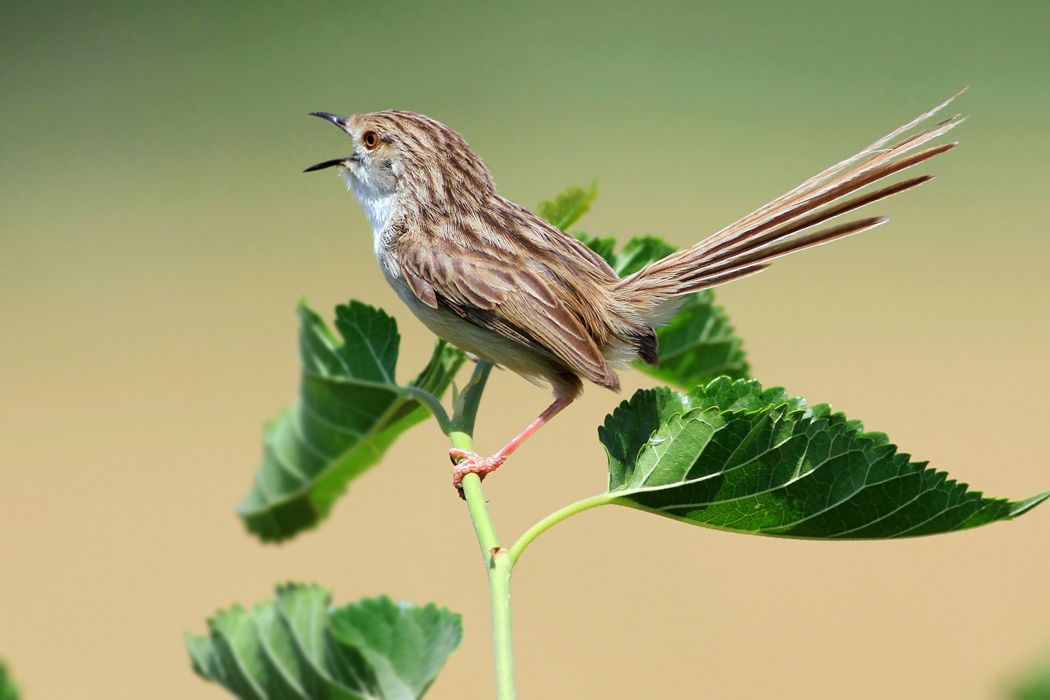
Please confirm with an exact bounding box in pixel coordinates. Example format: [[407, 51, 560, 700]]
[[612, 236, 676, 277], [1011, 652, 1050, 700], [238, 301, 466, 543], [600, 377, 1049, 539], [535, 181, 597, 231], [573, 231, 615, 267], [573, 232, 616, 264], [573, 233, 676, 280], [575, 231, 749, 388], [0, 660, 20, 700], [187, 584, 463, 700]]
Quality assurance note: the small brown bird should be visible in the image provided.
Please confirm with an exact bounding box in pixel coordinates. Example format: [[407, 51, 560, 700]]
[[306, 94, 963, 489]]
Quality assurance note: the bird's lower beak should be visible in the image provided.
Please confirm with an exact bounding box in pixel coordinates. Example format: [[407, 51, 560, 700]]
[[303, 156, 355, 173], [304, 111, 355, 172]]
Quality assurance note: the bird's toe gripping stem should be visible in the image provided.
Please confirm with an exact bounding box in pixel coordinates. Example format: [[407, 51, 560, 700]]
[[450, 449, 507, 493]]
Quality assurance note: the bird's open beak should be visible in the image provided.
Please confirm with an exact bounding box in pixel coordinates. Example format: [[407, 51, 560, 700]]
[[304, 111, 355, 173]]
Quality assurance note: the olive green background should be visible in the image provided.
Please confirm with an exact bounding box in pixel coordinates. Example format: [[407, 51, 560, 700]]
[[1, 1, 1048, 698]]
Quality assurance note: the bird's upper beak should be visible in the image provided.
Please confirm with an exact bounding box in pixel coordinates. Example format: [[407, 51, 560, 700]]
[[309, 111, 351, 130], [304, 112, 356, 172]]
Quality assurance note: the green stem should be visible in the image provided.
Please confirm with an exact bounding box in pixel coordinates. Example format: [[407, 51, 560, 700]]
[[462, 472, 516, 700], [448, 361, 493, 438], [487, 547, 516, 700], [507, 493, 614, 565], [402, 386, 453, 434], [441, 360, 613, 698], [462, 473, 499, 555], [446, 362, 516, 700]]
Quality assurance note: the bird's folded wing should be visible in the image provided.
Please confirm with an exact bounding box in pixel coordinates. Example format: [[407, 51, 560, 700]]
[[398, 239, 614, 385]]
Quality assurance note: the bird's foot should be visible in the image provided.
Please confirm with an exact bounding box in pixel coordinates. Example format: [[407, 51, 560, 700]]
[[449, 449, 507, 494]]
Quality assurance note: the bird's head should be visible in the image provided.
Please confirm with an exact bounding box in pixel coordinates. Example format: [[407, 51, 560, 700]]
[[305, 110, 495, 230]]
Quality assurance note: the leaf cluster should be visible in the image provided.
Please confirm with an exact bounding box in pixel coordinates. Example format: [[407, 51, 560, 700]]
[[232, 182, 1046, 545], [187, 584, 462, 700], [190, 183, 1046, 700]]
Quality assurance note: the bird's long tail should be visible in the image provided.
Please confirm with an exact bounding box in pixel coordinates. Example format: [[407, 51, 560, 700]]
[[612, 91, 966, 316]]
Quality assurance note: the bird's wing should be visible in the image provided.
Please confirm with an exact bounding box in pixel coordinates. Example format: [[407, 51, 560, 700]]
[[397, 218, 619, 388]]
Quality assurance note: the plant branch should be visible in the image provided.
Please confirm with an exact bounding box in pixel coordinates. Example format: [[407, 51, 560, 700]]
[[448, 360, 493, 440], [444, 361, 516, 700], [508, 493, 614, 564], [401, 386, 453, 434], [461, 473, 500, 557], [486, 547, 515, 700], [461, 470, 516, 700]]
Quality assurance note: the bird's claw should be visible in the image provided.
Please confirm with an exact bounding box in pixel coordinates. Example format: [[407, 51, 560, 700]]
[[450, 449, 506, 494]]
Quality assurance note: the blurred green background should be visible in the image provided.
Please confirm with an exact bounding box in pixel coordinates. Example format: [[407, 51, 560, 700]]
[[1, 1, 1048, 698]]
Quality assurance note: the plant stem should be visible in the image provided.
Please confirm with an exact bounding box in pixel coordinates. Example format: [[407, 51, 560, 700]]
[[442, 360, 614, 698], [461, 473, 499, 554], [487, 546, 516, 700], [508, 492, 613, 564], [448, 360, 492, 439], [445, 361, 516, 699], [402, 386, 453, 434], [462, 472, 516, 700]]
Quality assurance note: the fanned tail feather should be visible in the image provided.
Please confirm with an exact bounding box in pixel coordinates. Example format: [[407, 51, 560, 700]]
[[613, 91, 965, 311]]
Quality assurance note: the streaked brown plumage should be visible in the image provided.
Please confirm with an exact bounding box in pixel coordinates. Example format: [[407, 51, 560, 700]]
[[306, 92, 964, 488]]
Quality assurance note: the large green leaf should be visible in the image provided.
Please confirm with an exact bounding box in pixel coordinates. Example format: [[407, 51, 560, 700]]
[[599, 377, 1048, 538], [187, 584, 462, 700], [575, 231, 749, 388], [238, 301, 465, 543], [0, 660, 19, 700]]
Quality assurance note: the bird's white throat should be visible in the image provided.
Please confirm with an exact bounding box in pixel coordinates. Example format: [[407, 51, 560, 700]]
[[341, 167, 395, 235], [340, 166, 403, 282]]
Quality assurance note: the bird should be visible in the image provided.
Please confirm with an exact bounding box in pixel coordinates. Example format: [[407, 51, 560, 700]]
[[305, 93, 964, 491]]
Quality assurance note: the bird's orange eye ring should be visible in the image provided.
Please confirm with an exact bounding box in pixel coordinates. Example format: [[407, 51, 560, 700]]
[[361, 130, 380, 148]]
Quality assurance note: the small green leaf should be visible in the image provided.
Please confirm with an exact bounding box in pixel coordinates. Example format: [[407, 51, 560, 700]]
[[187, 584, 463, 700], [1011, 651, 1050, 700], [575, 231, 749, 388], [573, 233, 676, 280], [0, 660, 20, 700], [600, 377, 1049, 539], [573, 232, 616, 264], [535, 181, 597, 231], [608, 236, 677, 277], [238, 301, 465, 543]]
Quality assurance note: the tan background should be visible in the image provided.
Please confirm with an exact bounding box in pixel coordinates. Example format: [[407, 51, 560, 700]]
[[1, 1, 1048, 698]]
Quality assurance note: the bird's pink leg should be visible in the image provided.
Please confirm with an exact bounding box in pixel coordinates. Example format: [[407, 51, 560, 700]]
[[450, 396, 573, 491]]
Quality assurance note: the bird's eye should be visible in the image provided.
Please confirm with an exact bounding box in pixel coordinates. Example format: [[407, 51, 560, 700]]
[[361, 130, 380, 148]]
